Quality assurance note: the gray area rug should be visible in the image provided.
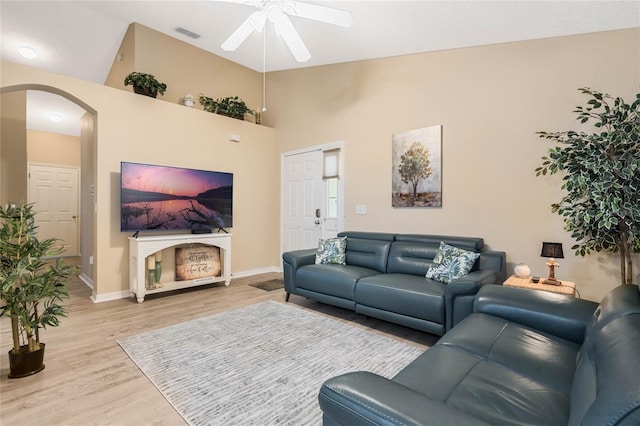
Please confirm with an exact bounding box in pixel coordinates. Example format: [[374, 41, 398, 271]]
[[117, 300, 425, 425]]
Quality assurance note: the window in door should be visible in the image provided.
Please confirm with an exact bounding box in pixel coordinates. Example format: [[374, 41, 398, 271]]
[[326, 177, 338, 219], [322, 147, 342, 239]]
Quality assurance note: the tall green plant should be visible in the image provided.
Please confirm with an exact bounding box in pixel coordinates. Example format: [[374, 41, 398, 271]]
[[0, 203, 75, 354], [535, 87, 640, 284]]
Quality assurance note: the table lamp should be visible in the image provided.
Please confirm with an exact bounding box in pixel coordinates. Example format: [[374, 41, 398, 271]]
[[541, 242, 563, 285]]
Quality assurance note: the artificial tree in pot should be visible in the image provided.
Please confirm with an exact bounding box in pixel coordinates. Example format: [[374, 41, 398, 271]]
[[0, 203, 76, 378], [536, 87, 640, 284]]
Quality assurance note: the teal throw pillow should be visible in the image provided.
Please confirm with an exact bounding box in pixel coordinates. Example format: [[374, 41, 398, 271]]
[[426, 241, 480, 284], [315, 237, 347, 265]]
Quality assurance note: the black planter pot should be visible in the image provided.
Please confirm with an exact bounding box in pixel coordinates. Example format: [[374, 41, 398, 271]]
[[133, 86, 158, 98], [216, 111, 244, 121], [8, 343, 45, 379]]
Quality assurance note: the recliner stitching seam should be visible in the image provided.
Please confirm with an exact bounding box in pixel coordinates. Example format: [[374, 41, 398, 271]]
[[439, 322, 508, 404]]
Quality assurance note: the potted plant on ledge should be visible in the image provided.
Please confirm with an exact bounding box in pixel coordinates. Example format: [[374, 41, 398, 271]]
[[199, 95, 255, 121], [124, 72, 167, 98], [0, 203, 76, 378]]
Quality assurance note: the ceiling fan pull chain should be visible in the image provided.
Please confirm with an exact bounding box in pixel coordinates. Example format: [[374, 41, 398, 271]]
[[262, 25, 267, 113]]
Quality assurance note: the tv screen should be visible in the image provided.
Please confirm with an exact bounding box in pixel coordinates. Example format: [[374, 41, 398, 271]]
[[120, 162, 233, 232]]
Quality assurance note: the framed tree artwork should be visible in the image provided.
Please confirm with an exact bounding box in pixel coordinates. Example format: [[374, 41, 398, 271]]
[[392, 124, 442, 207]]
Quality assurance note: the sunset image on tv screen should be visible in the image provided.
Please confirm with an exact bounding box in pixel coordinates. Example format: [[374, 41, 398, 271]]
[[120, 162, 233, 231]]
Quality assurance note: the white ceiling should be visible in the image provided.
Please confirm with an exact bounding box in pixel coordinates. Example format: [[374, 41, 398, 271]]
[[2, 1, 639, 137]]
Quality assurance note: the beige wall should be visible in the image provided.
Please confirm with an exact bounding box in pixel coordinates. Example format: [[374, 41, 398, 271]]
[[269, 29, 640, 301], [105, 23, 263, 114], [1, 91, 27, 205], [27, 130, 81, 166], [2, 27, 639, 303], [1, 60, 279, 301]]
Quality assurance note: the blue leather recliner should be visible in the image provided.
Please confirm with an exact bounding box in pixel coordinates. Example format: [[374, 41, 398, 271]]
[[319, 284, 640, 425]]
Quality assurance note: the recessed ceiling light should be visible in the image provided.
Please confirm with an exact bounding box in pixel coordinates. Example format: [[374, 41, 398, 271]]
[[19, 46, 38, 59], [49, 114, 63, 123]]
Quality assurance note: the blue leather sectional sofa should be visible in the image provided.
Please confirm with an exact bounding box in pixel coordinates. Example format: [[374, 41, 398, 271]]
[[282, 231, 506, 336], [319, 283, 640, 425]]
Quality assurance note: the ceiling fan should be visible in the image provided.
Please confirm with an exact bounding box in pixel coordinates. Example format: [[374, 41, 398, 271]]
[[217, 1, 353, 62]]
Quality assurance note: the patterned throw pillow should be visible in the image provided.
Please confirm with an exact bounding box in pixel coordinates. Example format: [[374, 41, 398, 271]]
[[315, 237, 347, 265], [426, 241, 480, 284]]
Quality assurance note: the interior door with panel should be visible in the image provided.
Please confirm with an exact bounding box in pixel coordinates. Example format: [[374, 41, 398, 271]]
[[28, 163, 79, 256], [281, 150, 323, 253]]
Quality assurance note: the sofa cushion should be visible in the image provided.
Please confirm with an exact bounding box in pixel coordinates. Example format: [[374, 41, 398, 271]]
[[393, 313, 580, 426], [315, 236, 347, 265], [426, 242, 480, 283], [296, 264, 381, 300], [341, 237, 393, 273], [355, 274, 445, 323], [386, 241, 437, 275]]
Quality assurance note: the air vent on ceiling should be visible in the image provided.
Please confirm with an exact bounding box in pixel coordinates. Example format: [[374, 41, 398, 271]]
[[174, 27, 201, 39]]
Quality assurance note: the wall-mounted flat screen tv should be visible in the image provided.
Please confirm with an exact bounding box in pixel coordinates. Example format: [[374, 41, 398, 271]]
[[120, 161, 233, 232]]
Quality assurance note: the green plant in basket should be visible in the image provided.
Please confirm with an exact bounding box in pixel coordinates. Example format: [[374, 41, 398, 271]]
[[199, 95, 255, 120], [124, 72, 167, 98]]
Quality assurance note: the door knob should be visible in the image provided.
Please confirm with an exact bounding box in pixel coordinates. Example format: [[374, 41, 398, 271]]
[[314, 220, 321, 225]]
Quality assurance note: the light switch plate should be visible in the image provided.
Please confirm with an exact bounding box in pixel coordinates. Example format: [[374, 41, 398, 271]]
[[355, 204, 367, 215]]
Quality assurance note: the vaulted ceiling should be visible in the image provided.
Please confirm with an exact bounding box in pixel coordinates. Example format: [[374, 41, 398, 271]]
[[2, 1, 638, 136]]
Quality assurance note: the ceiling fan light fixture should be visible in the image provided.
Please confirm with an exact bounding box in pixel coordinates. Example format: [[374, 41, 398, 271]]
[[219, 0, 352, 63]]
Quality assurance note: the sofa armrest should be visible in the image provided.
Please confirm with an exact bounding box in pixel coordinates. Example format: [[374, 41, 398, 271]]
[[474, 285, 599, 344], [282, 249, 316, 293], [451, 268, 502, 286], [444, 269, 502, 331], [319, 372, 492, 426]]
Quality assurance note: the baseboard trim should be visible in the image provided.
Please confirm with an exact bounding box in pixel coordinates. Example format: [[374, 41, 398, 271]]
[[90, 265, 282, 303], [231, 265, 282, 278], [92, 290, 132, 304], [79, 273, 93, 290]]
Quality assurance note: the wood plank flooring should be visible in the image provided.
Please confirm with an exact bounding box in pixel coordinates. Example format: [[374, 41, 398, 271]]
[[0, 260, 438, 425]]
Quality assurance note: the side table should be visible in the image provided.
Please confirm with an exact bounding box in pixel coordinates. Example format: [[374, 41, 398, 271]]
[[503, 275, 577, 297]]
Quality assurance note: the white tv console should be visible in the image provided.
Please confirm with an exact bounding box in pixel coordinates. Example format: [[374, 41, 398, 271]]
[[128, 233, 231, 303]]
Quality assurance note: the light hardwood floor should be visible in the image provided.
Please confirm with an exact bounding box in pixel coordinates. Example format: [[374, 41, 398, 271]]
[[0, 260, 438, 425]]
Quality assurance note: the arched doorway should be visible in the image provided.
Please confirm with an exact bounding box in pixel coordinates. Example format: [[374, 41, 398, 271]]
[[0, 84, 97, 291]]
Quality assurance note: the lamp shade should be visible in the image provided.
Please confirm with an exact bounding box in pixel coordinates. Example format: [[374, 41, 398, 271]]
[[541, 242, 564, 258]]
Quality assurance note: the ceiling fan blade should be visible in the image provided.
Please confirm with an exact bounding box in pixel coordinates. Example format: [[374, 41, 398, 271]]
[[289, 2, 353, 27], [275, 14, 311, 62], [221, 11, 266, 51]]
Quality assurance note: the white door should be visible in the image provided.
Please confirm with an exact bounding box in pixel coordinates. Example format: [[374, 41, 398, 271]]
[[281, 150, 323, 253], [28, 164, 79, 256]]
